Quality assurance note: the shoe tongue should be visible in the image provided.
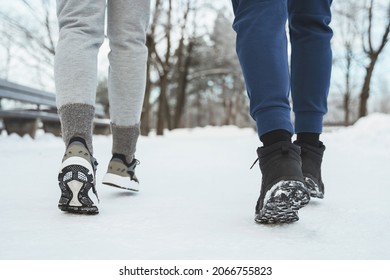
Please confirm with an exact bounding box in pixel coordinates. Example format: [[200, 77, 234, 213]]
[[67, 140, 90, 154], [112, 153, 128, 165], [111, 157, 125, 165], [69, 137, 88, 148], [63, 141, 93, 165], [69, 141, 85, 148]]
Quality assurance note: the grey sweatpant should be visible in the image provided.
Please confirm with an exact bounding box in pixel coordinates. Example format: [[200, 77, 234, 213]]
[[55, 0, 150, 125], [55, 0, 150, 160]]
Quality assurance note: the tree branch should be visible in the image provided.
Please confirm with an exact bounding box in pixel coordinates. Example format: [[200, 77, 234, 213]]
[[375, 3, 390, 55], [367, 0, 374, 53]]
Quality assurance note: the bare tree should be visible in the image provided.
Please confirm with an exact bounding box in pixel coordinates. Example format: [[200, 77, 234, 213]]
[[333, 1, 361, 125], [206, 10, 247, 126], [358, 0, 390, 118], [0, 23, 13, 80], [0, 0, 57, 86], [141, 0, 163, 136], [154, 0, 173, 135], [172, 0, 195, 129], [145, 0, 203, 135]]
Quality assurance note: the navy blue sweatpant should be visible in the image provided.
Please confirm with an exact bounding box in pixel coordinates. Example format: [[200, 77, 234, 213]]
[[232, 0, 333, 137]]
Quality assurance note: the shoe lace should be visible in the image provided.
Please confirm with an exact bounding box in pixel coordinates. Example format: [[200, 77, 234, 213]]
[[250, 158, 259, 170]]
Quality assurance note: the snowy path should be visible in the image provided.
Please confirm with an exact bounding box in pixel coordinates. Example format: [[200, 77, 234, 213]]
[[0, 114, 389, 260]]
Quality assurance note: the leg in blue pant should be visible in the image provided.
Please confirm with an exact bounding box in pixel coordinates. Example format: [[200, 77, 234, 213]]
[[288, 0, 333, 133], [232, 0, 332, 223], [232, 0, 293, 137]]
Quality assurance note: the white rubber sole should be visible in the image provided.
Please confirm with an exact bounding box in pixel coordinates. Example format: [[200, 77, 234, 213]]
[[102, 173, 139, 192]]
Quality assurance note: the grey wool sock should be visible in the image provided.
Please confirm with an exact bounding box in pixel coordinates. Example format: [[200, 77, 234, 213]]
[[58, 103, 95, 153], [111, 123, 140, 163]]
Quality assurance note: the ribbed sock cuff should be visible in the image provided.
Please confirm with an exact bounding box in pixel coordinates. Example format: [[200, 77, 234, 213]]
[[260, 129, 292, 147], [58, 103, 95, 153], [296, 132, 320, 147], [111, 123, 140, 163]]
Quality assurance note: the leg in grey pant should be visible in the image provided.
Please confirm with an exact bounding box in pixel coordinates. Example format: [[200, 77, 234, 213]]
[[55, 0, 150, 160], [107, 0, 150, 162]]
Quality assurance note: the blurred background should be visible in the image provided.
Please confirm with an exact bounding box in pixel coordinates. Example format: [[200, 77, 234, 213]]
[[0, 0, 389, 136]]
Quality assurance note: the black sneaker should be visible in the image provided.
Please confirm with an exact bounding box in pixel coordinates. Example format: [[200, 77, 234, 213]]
[[102, 154, 140, 192], [294, 141, 325, 199], [58, 137, 99, 214], [253, 141, 310, 224]]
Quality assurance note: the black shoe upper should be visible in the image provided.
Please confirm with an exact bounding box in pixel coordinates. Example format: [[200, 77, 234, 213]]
[[255, 141, 304, 213], [294, 141, 325, 197]]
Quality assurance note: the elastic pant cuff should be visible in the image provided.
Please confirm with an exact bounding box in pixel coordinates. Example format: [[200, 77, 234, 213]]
[[254, 108, 294, 138], [294, 112, 324, 133]]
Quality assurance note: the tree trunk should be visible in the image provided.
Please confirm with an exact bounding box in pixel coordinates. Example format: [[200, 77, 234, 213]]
[[196, 92, 202, 127], [156, 74, 169, 135], [173, 42, 193, 129], [358, 58, 376, 118], [141, 56, 152, 136], [343, 94, 350, 125], [343, 46, 351, 126], [164, 88, 173, 131]]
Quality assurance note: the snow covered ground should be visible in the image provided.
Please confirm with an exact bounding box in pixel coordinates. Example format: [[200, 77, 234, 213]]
[[0, 114, 389, 260]]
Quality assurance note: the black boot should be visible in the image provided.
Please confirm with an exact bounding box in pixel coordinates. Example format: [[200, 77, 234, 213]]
[[254, 141, 310, 224], [294, 141, 326, 199]]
